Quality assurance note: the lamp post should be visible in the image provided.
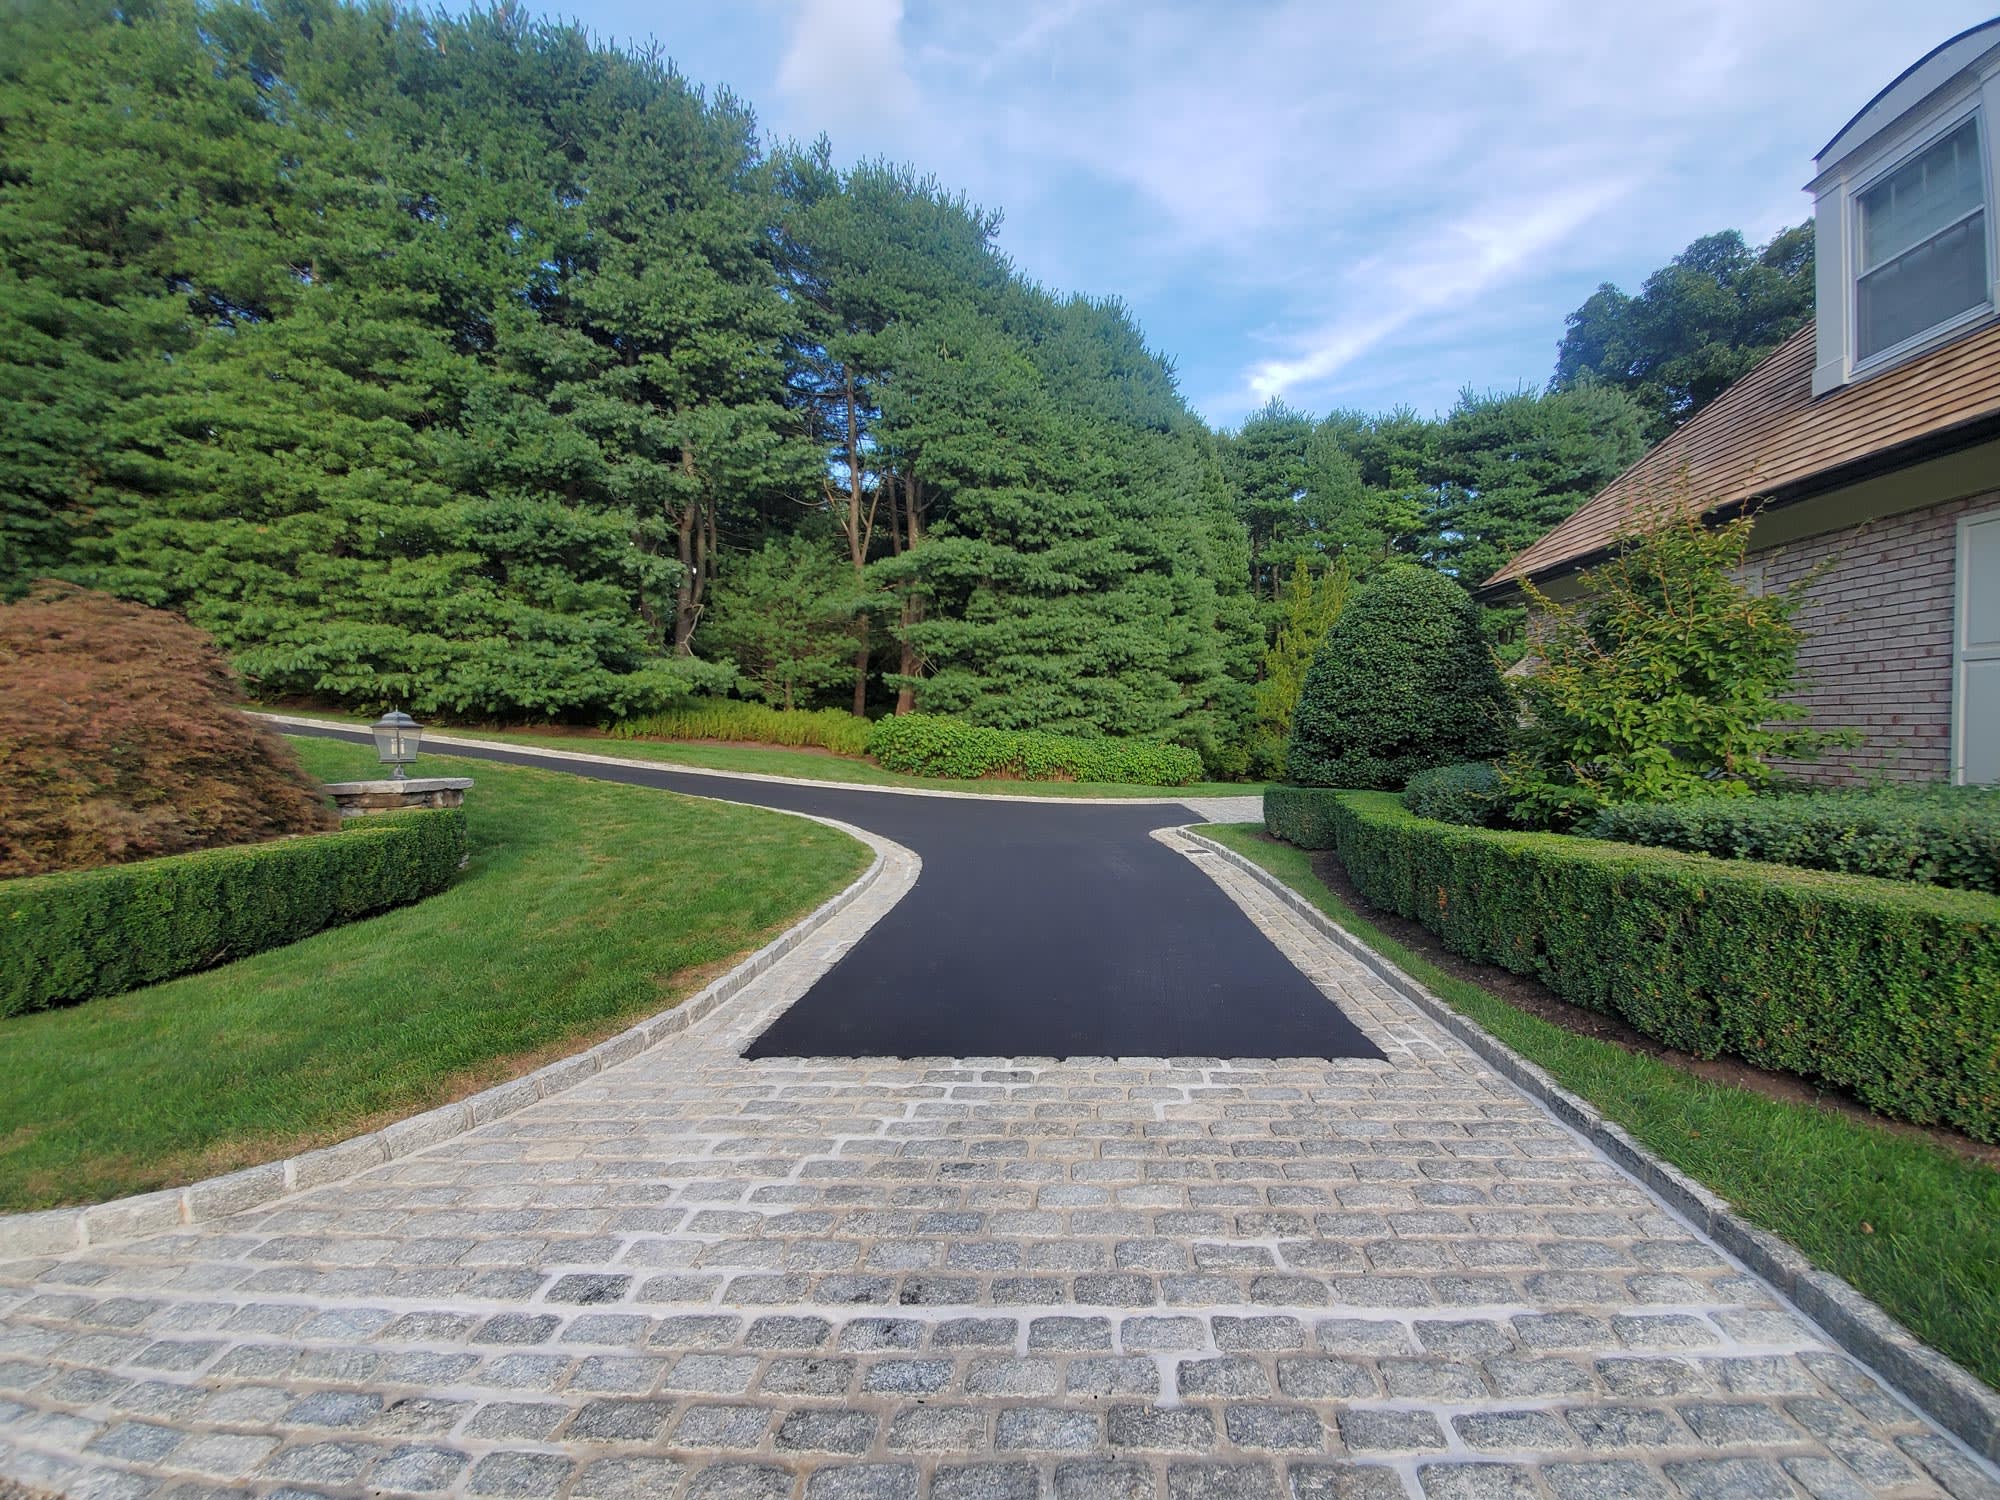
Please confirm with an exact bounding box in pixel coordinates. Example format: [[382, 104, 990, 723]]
[[370, 710, 423, 780], [327, 713, 466, 819]]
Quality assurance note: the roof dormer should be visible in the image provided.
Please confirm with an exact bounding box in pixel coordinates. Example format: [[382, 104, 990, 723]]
[[1810, 19, 2000, 395]]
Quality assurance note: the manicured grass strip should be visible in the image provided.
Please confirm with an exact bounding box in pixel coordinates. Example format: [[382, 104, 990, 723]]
[[564, 733, 1248, 798], [0, 739, 868, 1212], [1198, 822, 2000, 1391], [259, 708, 1265, 799]]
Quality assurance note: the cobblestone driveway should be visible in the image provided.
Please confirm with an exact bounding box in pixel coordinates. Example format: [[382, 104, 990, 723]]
[[2, 824, 1994, 1500]]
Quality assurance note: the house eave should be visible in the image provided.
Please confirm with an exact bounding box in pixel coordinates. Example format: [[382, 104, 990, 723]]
[[1812, 18, 2000, 180], [1475, 407, 2000, 602]]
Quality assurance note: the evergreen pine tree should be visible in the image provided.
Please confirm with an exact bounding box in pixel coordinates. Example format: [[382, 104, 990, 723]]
[[706, 535, 857, 711]]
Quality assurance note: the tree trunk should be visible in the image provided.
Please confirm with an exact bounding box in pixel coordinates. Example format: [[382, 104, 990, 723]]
[[843, 372, 870, 717], [672, 493, 698, 654], [893, 475, 924, 715], [894, 600, 921, 715], [671, 447, 712, 655]]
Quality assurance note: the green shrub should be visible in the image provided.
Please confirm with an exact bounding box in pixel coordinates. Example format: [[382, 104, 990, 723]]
[[867, 714, 1203, 786], [1266, 787, 2000, 1141], [1286, 567, 1510, 790], [1265, 784, 1348, 850], [609, 701, 873, 757], [0, 808, 465, 1017], [1506, 501, 1854, 827], [1401, 762, 1505, 827], [1588, 786, 2000, 894]]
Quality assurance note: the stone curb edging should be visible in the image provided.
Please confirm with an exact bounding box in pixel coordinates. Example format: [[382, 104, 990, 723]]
[[251, 712, 1220, 808], [1183, 827, 2000, 1467], [0, 817, 904, 1265]]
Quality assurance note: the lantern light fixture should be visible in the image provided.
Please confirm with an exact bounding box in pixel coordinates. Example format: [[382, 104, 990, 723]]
[[370, 710, 422, 779]]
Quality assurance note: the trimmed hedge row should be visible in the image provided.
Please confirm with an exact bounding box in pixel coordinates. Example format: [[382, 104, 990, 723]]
[[1265, 784, 2000, 1142], [608, 701, 873, 757], [867, 714, 1204, 787], [1, 808, 466, 1017], [1588, 787, 2000, 895]]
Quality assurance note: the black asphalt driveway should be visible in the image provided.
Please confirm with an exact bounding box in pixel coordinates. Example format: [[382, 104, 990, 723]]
[[298, 728, 1383, 1061]]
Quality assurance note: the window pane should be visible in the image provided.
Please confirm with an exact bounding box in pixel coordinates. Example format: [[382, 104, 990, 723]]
[[1857, 211, 1987, 359], [1964, 658, 2000, 784], [1859, 119, 1985, 271]]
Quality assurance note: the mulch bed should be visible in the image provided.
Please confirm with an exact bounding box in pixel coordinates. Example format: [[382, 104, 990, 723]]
[[1280, 838, 2000, 1172]]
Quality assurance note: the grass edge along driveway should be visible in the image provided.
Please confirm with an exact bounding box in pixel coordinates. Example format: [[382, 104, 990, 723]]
[[1197, 822, 2000, 1394], [0, 738, 868, 1213], [252, 708, 1263, 800]]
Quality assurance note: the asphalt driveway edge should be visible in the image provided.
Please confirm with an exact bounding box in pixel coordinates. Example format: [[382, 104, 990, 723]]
[[0, 815, 910, 1264], [1182, 825, 2000, 1466]]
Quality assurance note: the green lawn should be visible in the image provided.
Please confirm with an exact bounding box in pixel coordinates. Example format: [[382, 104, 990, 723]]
[[0, 739, 868, 1211], [256, 707, 1263, 800], [1199, 823, 2000, 1391]]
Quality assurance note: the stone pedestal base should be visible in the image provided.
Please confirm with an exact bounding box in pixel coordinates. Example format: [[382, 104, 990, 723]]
[[323, 777, 473, 818]]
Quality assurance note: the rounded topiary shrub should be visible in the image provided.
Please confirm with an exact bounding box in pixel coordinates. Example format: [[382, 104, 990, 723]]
[[1285, 568, 1510, 790]]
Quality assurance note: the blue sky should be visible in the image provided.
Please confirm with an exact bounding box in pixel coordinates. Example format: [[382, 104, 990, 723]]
[[550, 1, 1992, 429]]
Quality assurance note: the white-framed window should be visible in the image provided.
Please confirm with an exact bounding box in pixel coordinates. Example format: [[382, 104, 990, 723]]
[[1954, 511, 2000, 785], [1854, 113, 1991, 367]]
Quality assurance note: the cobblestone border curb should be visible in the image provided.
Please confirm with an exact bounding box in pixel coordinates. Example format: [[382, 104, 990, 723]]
[[1184, 826, 2000, 1465], [0, 815, 906, 1265], [251, 712, 1220, 807]]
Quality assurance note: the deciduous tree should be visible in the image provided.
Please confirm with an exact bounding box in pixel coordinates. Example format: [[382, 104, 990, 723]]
[[1554, 224, 1814, 438], [1503, 499, 1853, 827]]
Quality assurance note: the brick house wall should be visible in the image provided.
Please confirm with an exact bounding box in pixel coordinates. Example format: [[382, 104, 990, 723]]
[[1759, 489, 2000, 785]]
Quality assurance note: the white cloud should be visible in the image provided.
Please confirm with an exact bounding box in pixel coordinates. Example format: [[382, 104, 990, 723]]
[[597, 0, 1999, 420], [775, 0, 917, 132], [1243, 177, 1636, 406]]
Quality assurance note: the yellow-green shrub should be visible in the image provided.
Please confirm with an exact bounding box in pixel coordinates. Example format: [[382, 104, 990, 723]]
[[608, 701, 872, 756]]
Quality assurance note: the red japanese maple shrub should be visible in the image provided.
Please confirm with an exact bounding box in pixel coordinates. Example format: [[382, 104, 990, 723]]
[[0, 583, 338, 877]]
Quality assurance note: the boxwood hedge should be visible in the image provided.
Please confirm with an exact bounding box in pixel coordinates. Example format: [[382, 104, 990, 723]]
[[867, 714, 1203, 787], [1, 808, 466, 1017], [1587, 786, 2000, 895], [1265, 784, 2000, 1142]]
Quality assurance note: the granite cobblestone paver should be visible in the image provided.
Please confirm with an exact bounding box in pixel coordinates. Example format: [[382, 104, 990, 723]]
[[1, 824, 1996, 1500]]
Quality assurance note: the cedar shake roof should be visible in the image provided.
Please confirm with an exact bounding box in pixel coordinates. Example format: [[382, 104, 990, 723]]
[[1483, 317, 2000, 591]]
